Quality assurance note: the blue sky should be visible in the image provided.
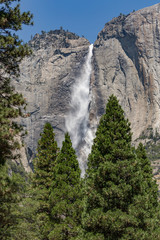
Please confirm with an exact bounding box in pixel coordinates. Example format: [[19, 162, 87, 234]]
[[19, 0, 160, 43]]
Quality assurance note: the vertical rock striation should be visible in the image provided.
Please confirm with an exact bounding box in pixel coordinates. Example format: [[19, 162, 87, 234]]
[[91, 3, 160, 142], [13, 3, 160, 174], [14, 30, 90, 165]]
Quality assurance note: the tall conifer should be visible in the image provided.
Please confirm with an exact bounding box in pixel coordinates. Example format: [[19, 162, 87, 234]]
[[49, 133, 82, 240], [82, 95, 160, 240], [0, 165, 27, 239], [0, 0, 33, 164], [0, 0, 33, 237], [136, 143, 158, 203], [32, 122, 59, 239]]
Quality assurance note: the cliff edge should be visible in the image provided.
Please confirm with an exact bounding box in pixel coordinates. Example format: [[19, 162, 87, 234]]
[[91, 3, 160, 142], [13, 30, 90, 167]]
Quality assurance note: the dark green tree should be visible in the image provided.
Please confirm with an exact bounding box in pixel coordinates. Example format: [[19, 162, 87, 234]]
[[0, 0, 33, 165], [8, 174, 42, 240], [136, 143, 158, 202], [0, 165, 27, 239], [49, 133, 82, 240], [32, 122, 59, 239], [0, 0, 33, 237], [124, 142, 160, 240], [82, 95, 160, 240]]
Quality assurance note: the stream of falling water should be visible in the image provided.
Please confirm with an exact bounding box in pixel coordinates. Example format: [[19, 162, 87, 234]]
[[65, 44, 94, 176]]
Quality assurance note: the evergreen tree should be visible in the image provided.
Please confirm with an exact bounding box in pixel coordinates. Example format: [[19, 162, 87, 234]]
[[0, 0, 33, 237], [82, 95, 160, 240], [124, 142, 160, 240], [136, 143, 158, 203], [49, 133, 82, 240], [0, 0, 33, 165], [0, 164, 26, 239], [32, 122, 59, 239], [8, 174, 42, 240]]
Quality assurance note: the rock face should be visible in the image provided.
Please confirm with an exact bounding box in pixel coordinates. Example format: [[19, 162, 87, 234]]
[[91, 3, 160, 142], [14, 3, 160, 173], [14, 30, 90, 166]]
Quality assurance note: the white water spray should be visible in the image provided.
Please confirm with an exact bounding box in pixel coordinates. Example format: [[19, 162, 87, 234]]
[[65, 44, 94, 175]]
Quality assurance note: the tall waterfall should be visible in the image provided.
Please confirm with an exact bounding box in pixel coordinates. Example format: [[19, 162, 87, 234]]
[[65, 44, 94, 175]]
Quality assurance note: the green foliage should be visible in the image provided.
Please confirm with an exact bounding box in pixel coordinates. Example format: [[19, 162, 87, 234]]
[[136, 143, 158, 205], [136, 128, 160, 173], [32, 122, 59, 239], [82, 95, 160, 239], [0, 0, 33, 237], [8, 176, 43, 240], [0, 0, 33, 165], [0, 164, 27, 239], [145, 141, 160, 161], [136, 143, 153, 176], [33, 122, 59, 188], [49, 133, 82, 240]]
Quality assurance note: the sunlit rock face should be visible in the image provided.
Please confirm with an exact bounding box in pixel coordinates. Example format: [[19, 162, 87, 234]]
[[91, 3, 160, 142], [14, 30, 90, 165], [14, 3, 160, 174]]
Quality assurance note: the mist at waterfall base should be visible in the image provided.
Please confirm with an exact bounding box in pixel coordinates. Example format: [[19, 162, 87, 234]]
[[65, 44, 94, 176]]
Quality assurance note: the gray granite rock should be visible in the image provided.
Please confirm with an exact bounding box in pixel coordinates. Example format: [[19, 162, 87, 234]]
[[13, 30, 90, 167], [91, 3, 160, 142], [13, 3, 160, 172]]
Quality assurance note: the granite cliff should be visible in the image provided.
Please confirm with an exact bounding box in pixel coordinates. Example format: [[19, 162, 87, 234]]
[[91, 3, 160, 142], [90, 3, 160, 183], [14, 30, 90, 169], [13, 3, 160, 177]]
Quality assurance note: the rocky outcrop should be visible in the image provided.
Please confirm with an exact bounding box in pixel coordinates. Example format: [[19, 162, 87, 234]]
[[14, 30, 90, 167], [91, 3, 160, 142], [13, 3, 160, 174]]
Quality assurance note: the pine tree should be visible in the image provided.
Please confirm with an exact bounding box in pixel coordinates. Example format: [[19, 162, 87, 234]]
[[49, 133, 82, 240], [121, 143, 160, 239], [0, 165, 15, 239], [8, 174, 42, 240], [124, 143, 160, 240], [0, 0, 33, 237], [136, 143, 158, 204], [82, 95, 160, 240], [0, 164, 27, 239], [32, 122, 59, 239], [0, 0, 33, 165]]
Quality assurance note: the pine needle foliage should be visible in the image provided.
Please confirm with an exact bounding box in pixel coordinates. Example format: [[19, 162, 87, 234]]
[[8, 175, 43, 240], [33, 122, 59, 188], [49, 133, 82, 240], [0, 0, 33, 237], [0, 164, 26, 239], [82, 95, 160, 240], [0, 0, 33, 165], [136, 143, 158, 203], [32, 122, 59, 239]]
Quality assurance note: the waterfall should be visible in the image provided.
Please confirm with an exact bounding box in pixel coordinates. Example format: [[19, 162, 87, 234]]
[[65, 44, 94, 175]]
